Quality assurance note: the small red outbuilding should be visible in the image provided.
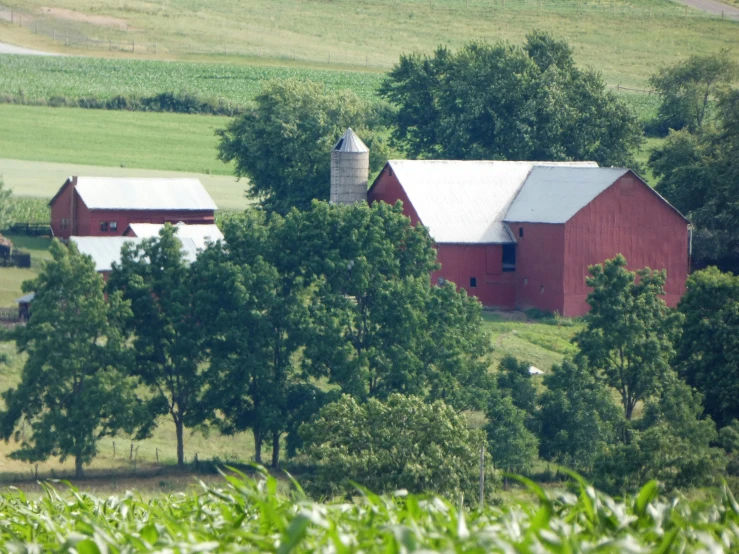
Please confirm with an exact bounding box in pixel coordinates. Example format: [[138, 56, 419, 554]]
[[368, 160, 690, 317], [49, 177, 217, 239]]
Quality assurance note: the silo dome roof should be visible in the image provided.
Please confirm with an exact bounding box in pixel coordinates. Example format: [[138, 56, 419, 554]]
[[332, 128, 369, 153]]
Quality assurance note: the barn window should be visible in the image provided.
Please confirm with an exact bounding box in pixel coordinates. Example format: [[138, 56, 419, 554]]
[[437, 276, 445, 286], [469, 277, 477, 288], [502, 244, 516, 272], [61, 218, 68, 229], [100, 221, 109, 232], [110, 221, 118, 232], [519, 227, 524, 238], [540, 285, 545, 295]]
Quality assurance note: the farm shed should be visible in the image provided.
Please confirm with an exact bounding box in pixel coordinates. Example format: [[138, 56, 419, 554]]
[[124, 222, 223, 250], [49, 177, 217, 239], [16, 292, 34, 321], [70, 236, 200, 279], [364, 160, 690, 317]]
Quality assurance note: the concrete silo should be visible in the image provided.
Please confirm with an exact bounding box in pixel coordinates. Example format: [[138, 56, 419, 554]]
[[330, 128, 369, 205]]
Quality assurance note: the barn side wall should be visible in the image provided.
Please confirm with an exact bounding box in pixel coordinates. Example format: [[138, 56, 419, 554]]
[[50, 180, 74, 239], [562, 174, 689, 317], [434, 244, 517, 309], [367, 166, 421, 225], [74, 209, 215, 237], [506, 223, 567, 314]]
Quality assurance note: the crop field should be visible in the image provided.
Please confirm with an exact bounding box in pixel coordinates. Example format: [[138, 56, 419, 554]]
[[2, 0, 738, 88], [0, 469, 737, 551], [0, 55, 386, 106]]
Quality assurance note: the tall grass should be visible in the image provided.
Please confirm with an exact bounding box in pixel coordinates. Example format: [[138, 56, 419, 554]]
[[1, 468, 738, 551]]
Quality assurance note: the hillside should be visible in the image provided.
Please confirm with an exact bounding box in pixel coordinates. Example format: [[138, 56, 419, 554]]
[[1, 0, 738, 87]]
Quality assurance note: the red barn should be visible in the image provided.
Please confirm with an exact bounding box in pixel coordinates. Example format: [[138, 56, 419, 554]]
[[49, 177, 217, 239], [367, 160, 689, 317]]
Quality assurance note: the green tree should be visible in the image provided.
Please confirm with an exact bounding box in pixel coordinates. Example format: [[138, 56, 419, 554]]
[[649, 91, 739, 271], [299, 394, 488, 499], [0, 240, 146, 478], [0, 178, 13, 231], [217, 79, 391, 215], [594, 372, 725, 492], [191, 210, 319, 468], [485, 390, 538, 474], [495, 356, 537, 415], [107, 225, 207, 467], [649, 51, 737, 135], [380, 32, 642, 167], [288, 201, 493, 411], [574, 255, 682, 420], [537, 359, 623, 473], [675, 267, 739, 427]]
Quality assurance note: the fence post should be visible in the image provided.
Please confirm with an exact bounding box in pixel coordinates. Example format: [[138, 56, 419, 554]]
[[10, 10, 12, 23], [132, 39, 135, 53], [154, 42, 157, 54]]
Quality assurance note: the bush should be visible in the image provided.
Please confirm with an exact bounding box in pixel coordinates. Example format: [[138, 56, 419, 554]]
[[298, 394, 489, 501]]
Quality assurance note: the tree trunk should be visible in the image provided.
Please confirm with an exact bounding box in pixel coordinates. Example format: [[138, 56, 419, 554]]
[[175, 417, 184, 467], [271, 430, 280, 469], [75, 455, 84, 479], [254, 427, 263, 464], [625, 400, 634, 420]]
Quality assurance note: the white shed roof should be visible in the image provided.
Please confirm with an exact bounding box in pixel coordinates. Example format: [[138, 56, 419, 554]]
[[505, 167, 629, 223], [127, 222, 223, 251], [386, 160, 598, 244], [71, 236, 199, 272], [74, 178, 217, 211]]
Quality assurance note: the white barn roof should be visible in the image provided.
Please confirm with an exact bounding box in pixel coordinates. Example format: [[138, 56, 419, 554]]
[[386, 160, 598, 244], [71, 236, 199, 272], [73, 178, 217, 211], [127, 222, 223, 250], [505, 167, 629, 224]]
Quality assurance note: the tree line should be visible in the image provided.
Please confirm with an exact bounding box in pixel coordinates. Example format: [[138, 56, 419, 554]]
[[2, 210, 738, 499]]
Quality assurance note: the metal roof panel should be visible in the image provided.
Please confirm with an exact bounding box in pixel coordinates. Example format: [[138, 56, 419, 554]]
[[389, 160, 598, 243], [332, 128, 369, 153], [74, 178, 218, 211], [505, 167, 629, 223], [71, 236, 199, 272], [127, 222, 223, 250]]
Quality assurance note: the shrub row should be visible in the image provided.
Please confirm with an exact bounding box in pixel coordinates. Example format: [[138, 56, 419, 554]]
[[0, 91, 246, 116]]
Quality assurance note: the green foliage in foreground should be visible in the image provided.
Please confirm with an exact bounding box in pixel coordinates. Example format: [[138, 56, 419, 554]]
[[3, 470, 739, 552]]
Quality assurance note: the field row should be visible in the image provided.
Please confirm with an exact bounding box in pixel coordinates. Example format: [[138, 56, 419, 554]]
[[1, 0, 737, 87]]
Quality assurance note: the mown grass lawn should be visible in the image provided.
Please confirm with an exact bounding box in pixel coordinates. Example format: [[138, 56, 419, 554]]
[[0, 104, 233, 175]]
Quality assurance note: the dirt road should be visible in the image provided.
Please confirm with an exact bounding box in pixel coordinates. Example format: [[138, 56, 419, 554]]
[[0, 41, 60, 55], [673, 0, 739, 20]]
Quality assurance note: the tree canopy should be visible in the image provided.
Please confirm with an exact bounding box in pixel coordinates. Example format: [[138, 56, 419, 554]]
[[676, 267, 739, 427], [107, 224, 207, 467], [299, 394, 488, 499], [217, 79, 391, 215], [649, 90, 739, 271], [379, 31, 643, 167], [0, 178, 12, 231], [649, 51, 737, 135], [574, 255, 682, 420], [0, 241, 146, 477]]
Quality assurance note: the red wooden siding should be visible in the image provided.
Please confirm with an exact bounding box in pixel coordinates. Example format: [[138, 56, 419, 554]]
[[508, 223, 567, 314], [434, 244, 516, 309], [562, 174, 689, 316], [367, 166, 421, 225]]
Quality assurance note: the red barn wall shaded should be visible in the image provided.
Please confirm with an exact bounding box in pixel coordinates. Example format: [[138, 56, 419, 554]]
[[50, 179, 215, 239], [434, 245, 516, 308], [508, 223, 566, 314], [562, 174, 689, 317], [368, 166, 421, 225]]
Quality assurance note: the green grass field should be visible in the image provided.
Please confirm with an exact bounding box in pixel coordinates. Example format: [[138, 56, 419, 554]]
[[2, 0, 738, 88], [0, 104, 233, 175]]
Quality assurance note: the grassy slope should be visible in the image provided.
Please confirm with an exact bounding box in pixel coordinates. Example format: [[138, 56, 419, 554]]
[[2, 0, 738, 87], [0, 104, 232, 175]]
